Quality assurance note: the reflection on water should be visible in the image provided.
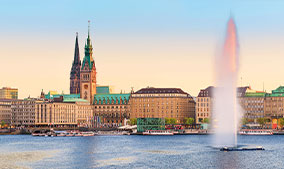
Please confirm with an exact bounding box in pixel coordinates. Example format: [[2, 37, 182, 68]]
[[95, 156, 136, 168], [0, 150, 58, 169], [1, 135, 284, 168], [215, 151, 239, 169], [144, 150, 180, 155]]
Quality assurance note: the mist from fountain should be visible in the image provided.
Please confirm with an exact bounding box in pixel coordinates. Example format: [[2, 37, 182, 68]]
[[213, 17, 239, 148]]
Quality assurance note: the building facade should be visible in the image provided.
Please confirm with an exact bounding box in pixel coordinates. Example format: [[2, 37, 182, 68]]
[[196, 86, 250, 124], [239, 89, 266, 122], [0, 99, 13, 126], [195, 86, 214, 124], [70, 33, 81, 94], [11, 98, 38, 127], [35, 97, 93, 128], [129, 87, 195, 123], [0, 87, 18, 99], [264, 86, 284, 129], [93, 93, 130, 126]]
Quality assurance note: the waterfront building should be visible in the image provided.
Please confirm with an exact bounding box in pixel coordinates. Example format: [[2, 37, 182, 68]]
[[80, 21, 97, 104], [70, 33, 81, 94], [129, 87, 195, 123], [239, 89, 266, 125], [11, 98, 39, 127], [0, 99, 13, 126], [0, 87, 18, 99], [195, 86, 214, 124], [137, 118, 165, 132], [195, 86, 250, 124], [93, 93, 130, 126], [35, 96, 93, 128], [264, 86, 284, 129]]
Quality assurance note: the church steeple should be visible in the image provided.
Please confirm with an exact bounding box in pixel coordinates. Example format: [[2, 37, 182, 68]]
[[80, 21, 97, 104], [70, 32, 81, 94], [74, 32, 80, 64]]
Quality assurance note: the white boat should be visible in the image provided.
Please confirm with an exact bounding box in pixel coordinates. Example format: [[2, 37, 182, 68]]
[[239, 129, 273, 135], [56, 133, 66, 137], [65, 132, 75, 137], [142, 130, 174, 136], [82, 131, 96, 136], [74, 132, 84, 136]]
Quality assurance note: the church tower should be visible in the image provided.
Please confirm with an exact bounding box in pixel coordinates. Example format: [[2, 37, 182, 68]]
[[70, 32, 81, 94], [80, 21, 97, 104]]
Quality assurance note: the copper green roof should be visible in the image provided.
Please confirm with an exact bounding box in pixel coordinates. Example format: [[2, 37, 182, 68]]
[[81, 21, 95, 71], [45, 93, 80, 100], [245, 92, 266, 97], [267, 86, 284, 97], [63, 98, 88, 103], [94, 93, 130, 104], [96, 86, 110, 94]]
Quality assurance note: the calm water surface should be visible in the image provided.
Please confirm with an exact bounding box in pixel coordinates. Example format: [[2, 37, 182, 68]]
[[0, 135, 284, 169]]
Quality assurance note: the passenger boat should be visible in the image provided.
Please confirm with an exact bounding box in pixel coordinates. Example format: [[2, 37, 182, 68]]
[[239, 129, 273, 135], [65, 132, 75, 137], [74, 132, 84, 136], [82, 131, 96, 136], [142, 130, 174, 136]]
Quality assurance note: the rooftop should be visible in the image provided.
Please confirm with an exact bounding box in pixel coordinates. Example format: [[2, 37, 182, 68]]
[[134, 87, 189, 95]]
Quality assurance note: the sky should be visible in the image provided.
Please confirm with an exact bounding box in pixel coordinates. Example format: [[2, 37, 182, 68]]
[[1, 0, 284, 98]]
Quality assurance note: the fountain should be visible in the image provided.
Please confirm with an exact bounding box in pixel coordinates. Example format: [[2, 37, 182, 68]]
[[212, 17, 264, 151], [213, 17, 239, 148]]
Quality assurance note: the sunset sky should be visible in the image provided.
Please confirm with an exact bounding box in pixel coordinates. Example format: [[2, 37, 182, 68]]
[[1, 0, 284, 98]]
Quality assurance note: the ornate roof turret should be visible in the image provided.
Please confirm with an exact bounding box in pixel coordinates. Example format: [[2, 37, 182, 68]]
[[82, 21, 96, 71]]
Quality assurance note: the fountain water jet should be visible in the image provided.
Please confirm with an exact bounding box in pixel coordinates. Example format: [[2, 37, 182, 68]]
[[213, 17, 239, 148]]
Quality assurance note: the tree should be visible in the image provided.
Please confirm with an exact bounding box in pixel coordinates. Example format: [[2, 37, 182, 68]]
[[242, 118, 249, 125], [1, 120, 5, 128], [203, 118, 210, 124], [257, 118, 265, 127], [165, 118, 171, 125], [278, 118, 284, 128], [169, 118, 177, 125], [130, 118, 137, 125], [184, 117, 194, 125], [165, 118, 177, 125]]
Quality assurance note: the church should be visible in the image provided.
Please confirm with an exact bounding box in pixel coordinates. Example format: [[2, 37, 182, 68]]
[[69, 21, 131, 126]]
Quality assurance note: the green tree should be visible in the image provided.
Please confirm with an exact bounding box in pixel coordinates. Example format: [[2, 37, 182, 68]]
[[257, 118, 265, 127], [184, 117, 194, 125], [130, 118, 137, 125], [1, 120, 5, 128], [165, 118, 171, 125], [165, 118, 177, 125], [242, 118, 249, 125], [203, 118, 210, 124], [169, 118, 177, 125], [278, 118, 284, 128]]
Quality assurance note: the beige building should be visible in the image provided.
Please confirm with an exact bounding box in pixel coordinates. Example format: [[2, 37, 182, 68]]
[[196, 86, 214, 124], [35, 97, 93, 128], [0, 87, 18, 99], [0, 99, 13, 126], [129, 87, 195, 123], [239, 91, 265, 122], [11, 98, 38, 127], [196, 86, 250, 124], [11, 97, 93, 128]]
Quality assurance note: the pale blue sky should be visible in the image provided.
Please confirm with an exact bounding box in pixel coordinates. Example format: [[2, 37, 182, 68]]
[[1, 0, 284, 98]]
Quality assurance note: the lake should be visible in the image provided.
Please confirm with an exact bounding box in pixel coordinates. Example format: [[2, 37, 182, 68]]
[[0, 135, 283, 169]]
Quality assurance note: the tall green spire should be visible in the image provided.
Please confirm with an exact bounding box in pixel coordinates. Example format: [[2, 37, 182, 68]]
[[82, 20, 95, 70]]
